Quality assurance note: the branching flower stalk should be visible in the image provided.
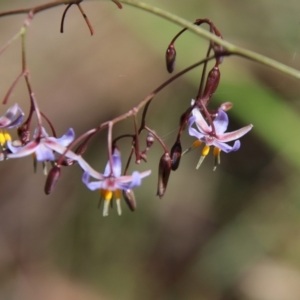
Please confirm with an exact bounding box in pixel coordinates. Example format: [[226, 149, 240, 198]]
[[0, 0, 296, 215]]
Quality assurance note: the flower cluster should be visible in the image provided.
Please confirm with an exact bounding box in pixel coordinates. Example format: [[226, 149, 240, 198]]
[[0, 6, 255, 216], [0, 104, 152, 216], [0, 92, 253, 216]]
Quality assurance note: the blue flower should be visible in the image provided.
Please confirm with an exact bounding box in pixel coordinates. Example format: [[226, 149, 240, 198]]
[[186, 106, 253, 169], [82, 149, 151, 216], [0, 104, 24, 129], [6, 127, 76, 162]]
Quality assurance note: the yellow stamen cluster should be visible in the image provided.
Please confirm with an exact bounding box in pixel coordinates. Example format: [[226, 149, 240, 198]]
[[99, 189, 122, 216], [0, 131, 11, 147], [182, 140, 222, 170]]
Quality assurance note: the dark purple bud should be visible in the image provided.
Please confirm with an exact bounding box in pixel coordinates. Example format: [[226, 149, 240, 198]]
[[170, 140, 182, 171], [146, 133, 154, 148], [122, 189, 136, 211], [157, 152, 172, 198], [44, 165, 61, 195], [166, 44, 176, 73], [203, 66, 220, 100]]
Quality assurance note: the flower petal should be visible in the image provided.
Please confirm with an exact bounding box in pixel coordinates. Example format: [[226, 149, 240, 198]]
[[192, 108, 211, 133], [77, 157, 104, 180], [217, 124, 253, 142], [188, 126, 205, 141], [112, 149, 122, 177], [35, 143, 55, 161], [116, 170, 151, 189], [54, 128, 75, 146], [6, 113, 24, 128], [213, 110, 229, 134], [82, 172, 103, 191], [103, 149, 122, 177], [213, 140, 241, 153], [6, 140, 38, 158], [0, 104, 24, 128]]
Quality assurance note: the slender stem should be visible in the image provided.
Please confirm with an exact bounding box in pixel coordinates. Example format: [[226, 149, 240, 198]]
[[144, 126, 168, 153], [76, 3, 94, 35], [119, 0, 300, 79], [0, 0, 298, 78], [132, 115, 140, 162], [60, 3, 73, 33], [107, 121, 113, 174], [2, 71, 25, 105], [0, 29, 23, 57]]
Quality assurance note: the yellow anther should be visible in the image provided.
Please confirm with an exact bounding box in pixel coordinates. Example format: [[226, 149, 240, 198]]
[[213, 147, 221, 157], [0, 132, 5, 146], [4, 132, 11, 142], [201, 145, 210, 156], [115, 189, 121, 199], [182, 140, 202, 156], [196, 145, 210, 169], [101, 189, 113, 201], [192, 140, 202, 148]]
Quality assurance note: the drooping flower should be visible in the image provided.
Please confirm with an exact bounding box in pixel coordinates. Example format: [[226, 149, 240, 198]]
[[0, 104, 24, 129], [82, 149, 151, 216], [6, 127, 77, 162], [0, 104, 24, 147], [185, 106, 253, 169]]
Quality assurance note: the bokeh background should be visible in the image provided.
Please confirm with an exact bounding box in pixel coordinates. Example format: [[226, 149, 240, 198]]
[[1, 0, 300, 299]]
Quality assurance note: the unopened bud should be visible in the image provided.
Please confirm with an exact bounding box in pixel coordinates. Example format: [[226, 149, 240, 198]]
[[203, 66, 220, 100], [166, 44, 176, 73], [146, 133, 154, 148], [220, 102, 233, 112], [157, 152, 172, 198], [170, 140, 182, 171], [44, 165, 61, 195], [122, 189, 136, 211]]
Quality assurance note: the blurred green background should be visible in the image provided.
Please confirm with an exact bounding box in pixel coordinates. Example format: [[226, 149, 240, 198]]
[[1, 0, 300, 299]]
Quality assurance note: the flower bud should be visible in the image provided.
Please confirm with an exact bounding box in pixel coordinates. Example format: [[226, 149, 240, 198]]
[[220, 102, 233, 112], [44, 165, 61, 195], [157, 152, 172, 198], [122, 189, 136, 211], [166, 44, 176, 73], [170, 140, 182, 171], [203, 66, 220, 100], [146, 132, 154, 148]]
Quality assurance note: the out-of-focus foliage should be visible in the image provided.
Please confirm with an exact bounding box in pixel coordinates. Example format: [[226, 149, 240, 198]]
[[0, 1, 300, 300]]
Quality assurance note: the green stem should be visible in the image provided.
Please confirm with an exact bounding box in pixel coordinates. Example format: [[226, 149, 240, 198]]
[[118, 0, 300, 79], [0, 0, 299, 78]]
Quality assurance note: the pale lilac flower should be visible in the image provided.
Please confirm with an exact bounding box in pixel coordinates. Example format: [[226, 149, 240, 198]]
[[186, 106, 253, 169], [82, 149, 151, 216], [0, 104, 24, 129], [6, 127, 77, 162]]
